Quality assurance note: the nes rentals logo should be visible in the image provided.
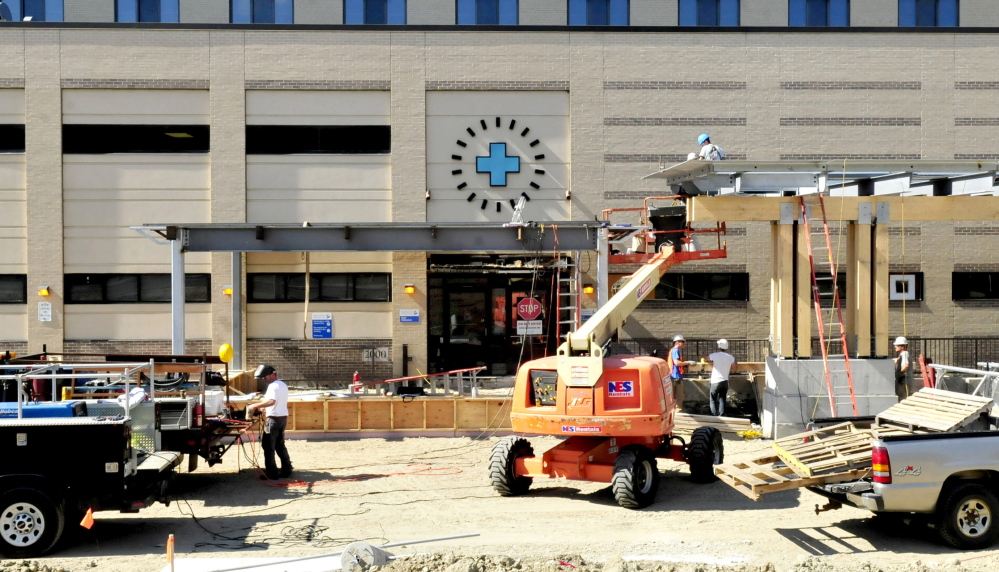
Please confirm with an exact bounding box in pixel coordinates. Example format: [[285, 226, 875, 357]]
[[636, 278, 652, 300], [607, 381, 634, 398]]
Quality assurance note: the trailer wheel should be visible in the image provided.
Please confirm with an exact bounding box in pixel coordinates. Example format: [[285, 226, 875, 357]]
[[489, 436, 534, 496], [612, 446, 660, 509], [688, 426, 724, 483], [936, 483, 999, 550], [0, 488, 65, 558]]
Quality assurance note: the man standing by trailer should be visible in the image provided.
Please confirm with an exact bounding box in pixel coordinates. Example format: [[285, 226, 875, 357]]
[[705, 339, 736, 416], [246, 364, 293, 480], [667, 334, 694, 385]]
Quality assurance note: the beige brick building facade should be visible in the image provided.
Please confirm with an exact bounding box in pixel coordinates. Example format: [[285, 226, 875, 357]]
[[1, 26, 998, 380]]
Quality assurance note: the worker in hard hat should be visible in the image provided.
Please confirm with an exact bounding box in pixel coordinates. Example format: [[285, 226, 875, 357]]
[[696, 133, 725, 161], [246, 364, 293, 480], [704, 339, 737, 416], [893, 337, 917, 401], [666, 335, 694, 386]]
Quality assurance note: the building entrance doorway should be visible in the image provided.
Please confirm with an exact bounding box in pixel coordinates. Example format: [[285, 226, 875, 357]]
[[428, 255, 562, 376]]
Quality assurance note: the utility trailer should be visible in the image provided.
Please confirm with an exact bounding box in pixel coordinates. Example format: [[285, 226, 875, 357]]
[[0, 361, 183, 557]]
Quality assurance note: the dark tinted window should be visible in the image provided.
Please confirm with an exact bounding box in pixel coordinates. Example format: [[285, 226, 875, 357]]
[[65, 274, 211, 303], [248, 273, 391, 303], [656, 273, 749, 301], [245, 126, 391, 155], [954, 272, 999, 300], [365, 0, 387, 22], [0, 125, 25, 152], [63, 125, 210, 154], [23, 0, 45, 21], [0, 275, 26, 304], [139, 0, 160, 21]]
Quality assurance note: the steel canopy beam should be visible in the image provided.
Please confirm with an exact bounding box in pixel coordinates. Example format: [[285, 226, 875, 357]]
[[135, 222, 603, 253]]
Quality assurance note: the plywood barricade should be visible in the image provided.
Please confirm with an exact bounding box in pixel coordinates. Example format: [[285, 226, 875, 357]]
[[279, 396, 513, 435]]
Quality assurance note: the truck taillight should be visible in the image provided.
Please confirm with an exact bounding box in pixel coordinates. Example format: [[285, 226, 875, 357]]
[[872, 446, 891, 484]]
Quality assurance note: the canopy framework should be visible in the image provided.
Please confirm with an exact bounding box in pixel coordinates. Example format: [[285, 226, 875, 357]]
[[645, 160, 999, 359], [132, 221, 613, 367]]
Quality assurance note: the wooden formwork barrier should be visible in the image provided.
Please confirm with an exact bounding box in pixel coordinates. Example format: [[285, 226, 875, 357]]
[[279, 396, 513, 434]]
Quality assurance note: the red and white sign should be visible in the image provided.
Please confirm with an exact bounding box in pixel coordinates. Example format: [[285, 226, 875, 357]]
[[517, 297, 542, 320]]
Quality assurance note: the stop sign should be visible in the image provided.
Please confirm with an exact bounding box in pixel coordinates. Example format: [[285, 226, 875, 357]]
[[517, 297, 542, 320]]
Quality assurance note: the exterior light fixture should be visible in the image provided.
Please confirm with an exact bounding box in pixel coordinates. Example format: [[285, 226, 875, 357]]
[[37, 286, 50, 297], [583, 284, 595, 295], [223, 285, 233, 296], [404, 284, 416, 295]]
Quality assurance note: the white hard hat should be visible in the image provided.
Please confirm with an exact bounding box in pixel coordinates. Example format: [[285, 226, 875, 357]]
[[673, 334, 685, 342], [894, 336, 908, 346], [687, 152, 697, 161], [717, 339, 729, 350]]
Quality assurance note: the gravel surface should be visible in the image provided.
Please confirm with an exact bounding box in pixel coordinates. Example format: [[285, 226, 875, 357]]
[[9, 435, 999, 572]]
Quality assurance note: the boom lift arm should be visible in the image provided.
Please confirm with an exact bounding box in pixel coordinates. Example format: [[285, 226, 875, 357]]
[[556, 234, 727, 388]]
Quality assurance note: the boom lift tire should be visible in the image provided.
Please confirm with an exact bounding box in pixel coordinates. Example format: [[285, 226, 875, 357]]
[[489, 436, 534, 496], [0, 488, 66, 558], [936, 482, 999, 549], [687, 426, 724, 483], [612, 446, 660, 509]]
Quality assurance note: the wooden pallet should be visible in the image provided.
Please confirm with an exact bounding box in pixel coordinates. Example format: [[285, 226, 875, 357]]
[[674, 412, 753, 434], [715, 455, 871, 501], [876, 388, 993, 432]]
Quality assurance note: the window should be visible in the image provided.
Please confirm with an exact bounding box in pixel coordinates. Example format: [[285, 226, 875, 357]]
[[231, 0, 294, 23], [457, 0, 518, 24], [63, 125, 210, 154], [889, 273, 923, 301], [65, 274, 211, 304], [568, 0, 628, 25], [789, 0, 849, 26], [245, 126, 390, 154], [0, 275, 26, 304], [344, 0, 406, 24], [656, 273, 749, 301], [679, 0, 739, 26], [8, 0, 62, 21], [248, 273, 392, 303], [0, 126, 24, 152], [116, 0, 180, 22], [953, 272, 999, 300], [899, 0, 958, 26]]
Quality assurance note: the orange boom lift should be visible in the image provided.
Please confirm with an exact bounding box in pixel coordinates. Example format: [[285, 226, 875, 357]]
[[490, 199, 728, 508]]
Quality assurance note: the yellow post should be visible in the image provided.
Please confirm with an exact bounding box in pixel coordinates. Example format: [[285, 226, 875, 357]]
[[852, 224, 872, 357], [873, 223, 890, 356]]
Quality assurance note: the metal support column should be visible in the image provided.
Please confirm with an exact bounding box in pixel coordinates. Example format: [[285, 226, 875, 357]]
[[597, 228, 609, 309], [231, 251, 243, 369], [171, 237, 186, 355]]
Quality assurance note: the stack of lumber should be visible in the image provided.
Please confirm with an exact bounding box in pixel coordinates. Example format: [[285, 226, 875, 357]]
[[674, 412, 753, 434], [713, 388, 988, 501]]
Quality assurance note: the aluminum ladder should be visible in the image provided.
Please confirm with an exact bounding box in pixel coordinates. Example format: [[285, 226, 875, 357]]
[[800, 195, 859, 417], [555, 252, 582, 341]]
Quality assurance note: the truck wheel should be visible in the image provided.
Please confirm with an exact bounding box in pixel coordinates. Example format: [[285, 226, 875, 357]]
[[612, 446, 660, 509], [0, 488, 65, 558], [688, 426, 724, 483], [489, 436, 534, 496], [936, 483, 999, 550]]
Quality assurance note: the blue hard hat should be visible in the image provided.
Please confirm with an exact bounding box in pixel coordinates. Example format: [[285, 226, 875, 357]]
[[697, 133, 710, 145]]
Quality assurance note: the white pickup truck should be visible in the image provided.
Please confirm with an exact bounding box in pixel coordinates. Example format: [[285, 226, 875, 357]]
[[811, 430, 999, 549]]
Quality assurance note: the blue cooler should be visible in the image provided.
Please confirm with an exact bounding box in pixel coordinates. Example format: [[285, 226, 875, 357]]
[[0, 401, 88, 418]]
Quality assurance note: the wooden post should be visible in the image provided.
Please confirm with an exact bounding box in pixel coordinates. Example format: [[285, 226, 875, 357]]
[[795, 223, 812, 358], [771, 223, 795, 358], [873, 223, 890, 357], [770, 224, 779, 353], [853, 224, 872, 357]]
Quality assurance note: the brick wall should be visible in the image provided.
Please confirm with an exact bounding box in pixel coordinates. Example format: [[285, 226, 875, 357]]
[[630, 0, 676, 26], [851, 0, 897, 26], [741, 0, 787, 26], [246, 338, 393, 385], [409, 0, 454, 24], [522, 0, 567, 25], [63, 339, 214, 356], [180, 0, 229, 23], [0, 341, 29, 357]]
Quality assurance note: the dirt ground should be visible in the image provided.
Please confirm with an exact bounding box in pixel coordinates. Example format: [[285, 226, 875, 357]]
[[12, 434, 999, 572]]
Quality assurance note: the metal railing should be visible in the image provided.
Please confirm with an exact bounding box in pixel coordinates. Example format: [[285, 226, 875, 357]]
[[612, 339, 771, 363]]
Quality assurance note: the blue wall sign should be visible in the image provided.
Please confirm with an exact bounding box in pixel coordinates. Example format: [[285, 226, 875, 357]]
[[312, 312, 332, 339]]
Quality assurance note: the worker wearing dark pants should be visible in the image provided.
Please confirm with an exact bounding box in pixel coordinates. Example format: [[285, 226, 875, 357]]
[[247, 364, 293, 480], [706, 339, 736, 417]]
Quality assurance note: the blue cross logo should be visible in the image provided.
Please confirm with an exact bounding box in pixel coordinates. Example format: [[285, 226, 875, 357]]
[[476, 142, 520, 187]]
